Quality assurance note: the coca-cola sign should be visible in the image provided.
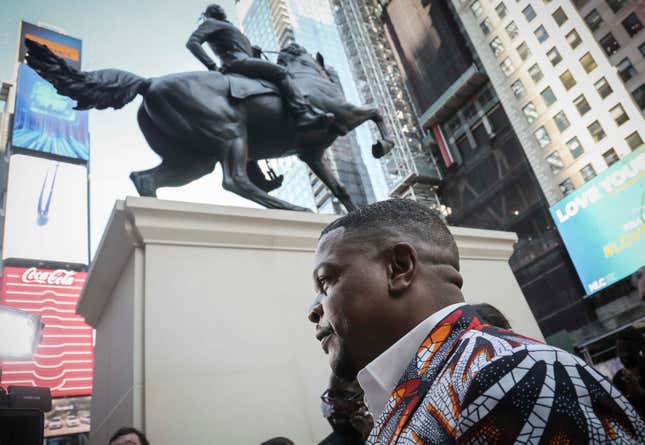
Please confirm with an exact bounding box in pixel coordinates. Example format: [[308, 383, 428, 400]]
[[21, 267, 76, 286]]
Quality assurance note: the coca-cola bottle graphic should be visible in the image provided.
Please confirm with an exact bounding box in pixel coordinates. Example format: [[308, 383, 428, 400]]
[[37, 162, 59, 226]]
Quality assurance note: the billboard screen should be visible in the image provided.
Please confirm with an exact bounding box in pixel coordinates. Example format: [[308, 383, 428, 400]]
[[12, 63, 89, 161], [44, 396, 91, 437], [2, 155, 89, 265], [0, 267, 93, 398], [383, 0, 473, 114], [18, 21, 82, 70], [550, 147, 645, 295]]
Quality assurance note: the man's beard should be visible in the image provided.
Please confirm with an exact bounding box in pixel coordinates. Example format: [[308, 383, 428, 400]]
[[330, 336, 357, 381]]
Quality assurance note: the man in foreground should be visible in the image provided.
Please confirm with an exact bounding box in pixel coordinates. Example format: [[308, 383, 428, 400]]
[[308, 199, 645, 443]]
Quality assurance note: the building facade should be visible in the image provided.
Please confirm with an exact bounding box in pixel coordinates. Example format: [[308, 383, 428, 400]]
[[237, 0, 381, 213], [454, 0, 644, 204], [329, 0, 444, 209], [371, 0, 590, 339]]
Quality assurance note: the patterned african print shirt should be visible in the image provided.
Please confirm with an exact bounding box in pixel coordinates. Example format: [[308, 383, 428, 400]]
[[367, 305, 645, 444]]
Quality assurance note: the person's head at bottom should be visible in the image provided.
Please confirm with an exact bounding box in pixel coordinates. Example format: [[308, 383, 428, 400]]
[[109, 427, 149, 445], [308, 199, 463, 381], [320, 374, 373, 443]]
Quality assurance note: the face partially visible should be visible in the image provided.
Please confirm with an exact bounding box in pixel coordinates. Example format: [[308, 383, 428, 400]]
[[309, 228, 389, 380], [110, 433, 142, 445]]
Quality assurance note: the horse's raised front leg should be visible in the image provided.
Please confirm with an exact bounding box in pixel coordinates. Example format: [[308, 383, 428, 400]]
[[337, 103, 394, 159], [221, 135, 312, 212], [300, 149, 357, 213]]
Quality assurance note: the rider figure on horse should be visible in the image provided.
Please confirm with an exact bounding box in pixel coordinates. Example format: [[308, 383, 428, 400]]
[[186, 4, 333, 131]]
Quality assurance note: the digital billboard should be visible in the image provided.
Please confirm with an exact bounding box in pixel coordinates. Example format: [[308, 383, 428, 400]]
[[2, 155, 89, 265], [12, 63, 89, 161], [17, 21, 82, 70], [550, 147, 645, 295], [0, 267, 93, 398]]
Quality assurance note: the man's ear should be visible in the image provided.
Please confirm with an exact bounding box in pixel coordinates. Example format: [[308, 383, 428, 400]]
[[388, 243, 417, 295]]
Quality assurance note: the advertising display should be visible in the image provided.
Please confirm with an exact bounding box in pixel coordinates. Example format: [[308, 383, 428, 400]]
[[44, 396, 91, 437], [550, 147, 645, 295], [2, 155, 89, 265], [17, 21, 82, 70], [0, 267, 93, 398], [12, 63, 89, 161]]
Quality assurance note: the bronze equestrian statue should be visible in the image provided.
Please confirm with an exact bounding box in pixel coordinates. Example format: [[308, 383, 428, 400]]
[[24, 4, 394, 212]]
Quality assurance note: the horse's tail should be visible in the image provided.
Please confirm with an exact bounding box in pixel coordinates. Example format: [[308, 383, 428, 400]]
[[25, 39, 150, 110]]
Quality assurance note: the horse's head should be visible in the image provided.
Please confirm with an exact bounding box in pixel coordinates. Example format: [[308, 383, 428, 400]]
[[278, 43, 329, 80]]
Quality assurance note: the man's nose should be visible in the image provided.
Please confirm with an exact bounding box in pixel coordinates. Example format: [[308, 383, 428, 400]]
[[308, 295, 324, 323]]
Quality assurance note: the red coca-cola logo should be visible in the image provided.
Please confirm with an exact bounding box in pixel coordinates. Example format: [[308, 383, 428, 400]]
[[21, 267, 76, 286]]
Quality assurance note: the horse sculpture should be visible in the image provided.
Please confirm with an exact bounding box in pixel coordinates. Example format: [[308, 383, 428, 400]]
[[25, 40, 394, 212]]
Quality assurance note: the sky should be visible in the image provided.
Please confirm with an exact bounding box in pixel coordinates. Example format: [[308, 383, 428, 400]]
[[0, 0, 257, 256]]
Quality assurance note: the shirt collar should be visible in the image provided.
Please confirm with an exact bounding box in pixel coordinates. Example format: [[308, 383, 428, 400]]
[[356, 302, 466, 418]]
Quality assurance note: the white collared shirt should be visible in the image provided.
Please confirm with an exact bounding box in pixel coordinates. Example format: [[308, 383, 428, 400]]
[[356, 302, 466, 419]]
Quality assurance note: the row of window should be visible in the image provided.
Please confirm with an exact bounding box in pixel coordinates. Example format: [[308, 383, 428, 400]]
[[556, 130, 643, 196]]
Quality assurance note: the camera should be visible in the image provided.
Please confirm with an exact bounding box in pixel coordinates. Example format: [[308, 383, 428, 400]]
[[0, 385, 52, 445]]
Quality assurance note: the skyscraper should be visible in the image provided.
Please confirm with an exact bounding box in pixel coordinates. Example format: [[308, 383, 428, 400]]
[[237, 0, 382, 212], [454, 0, 644, 203], [353, 0, 588, 339], [330, 0, 443, 209]]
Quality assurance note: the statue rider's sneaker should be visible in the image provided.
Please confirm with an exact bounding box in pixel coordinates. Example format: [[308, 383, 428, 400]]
[[295, 110, 334, 131]]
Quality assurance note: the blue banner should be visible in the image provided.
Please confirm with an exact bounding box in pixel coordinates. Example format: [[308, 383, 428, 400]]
[[12, 64, 89, 161], [550, 146, 645, 295]]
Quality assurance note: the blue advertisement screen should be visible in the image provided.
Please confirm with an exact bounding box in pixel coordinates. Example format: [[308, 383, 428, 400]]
[[12, 64, 89, 161], [549, 147, 645, 295]]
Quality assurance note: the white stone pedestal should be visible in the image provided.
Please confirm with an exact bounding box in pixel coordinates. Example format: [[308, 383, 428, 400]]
[[78, 197, 542, 445]]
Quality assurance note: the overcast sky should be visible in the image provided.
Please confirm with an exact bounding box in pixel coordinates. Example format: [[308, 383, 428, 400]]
[[0, 0, 258, 256]]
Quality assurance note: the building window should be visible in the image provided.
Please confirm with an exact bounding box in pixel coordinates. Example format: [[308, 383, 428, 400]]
[[534, 126, 551, 148], [626, 131, 644, 150], [511, 79, 526, 98], [560, 70, 576, 90], [535, 25, 549, 43], [546, 151, 565, 174], [632, 84, 645, 110], [517, 42, 531, 61], [622, 13, 644, 37], [523, 102, 539, 123], [541, 87, 557, 107], [567, 137, 584, 159], [606, 0, 628, 13], [566, 29, 582, 49], [610, 104, 629, 125], [584, 9, 604, 32], [547, 47, 563, 66], [480, 18, 493, 35], [599, 33, 621, 56], [602, 148, 620, 166], [490, 37, 505, 57], [559, 179, 575, 196], [500, 58, 515, 76], [529, 64, 544, 83], [553, 7, 568, 26], [554, 111, 571, 132], [506, 21, 519, 40], [579, 52, 598, 73], [594, 77, 613, 98], [617, 58, 637, 81], [496, 2, 508, 19], [587, 120, 606, 142], [574, 94, 591, 115], [580, 164, 597, 182], [523, 5, 537, 22]]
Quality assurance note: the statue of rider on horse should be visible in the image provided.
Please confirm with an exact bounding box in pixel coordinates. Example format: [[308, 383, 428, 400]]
[[25, 3, 394, 212]]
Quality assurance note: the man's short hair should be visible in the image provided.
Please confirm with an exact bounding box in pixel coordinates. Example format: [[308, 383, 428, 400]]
[[321, 199, 459, 269], [473, 303, 511, 329], [110, 427, 150, 445]]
